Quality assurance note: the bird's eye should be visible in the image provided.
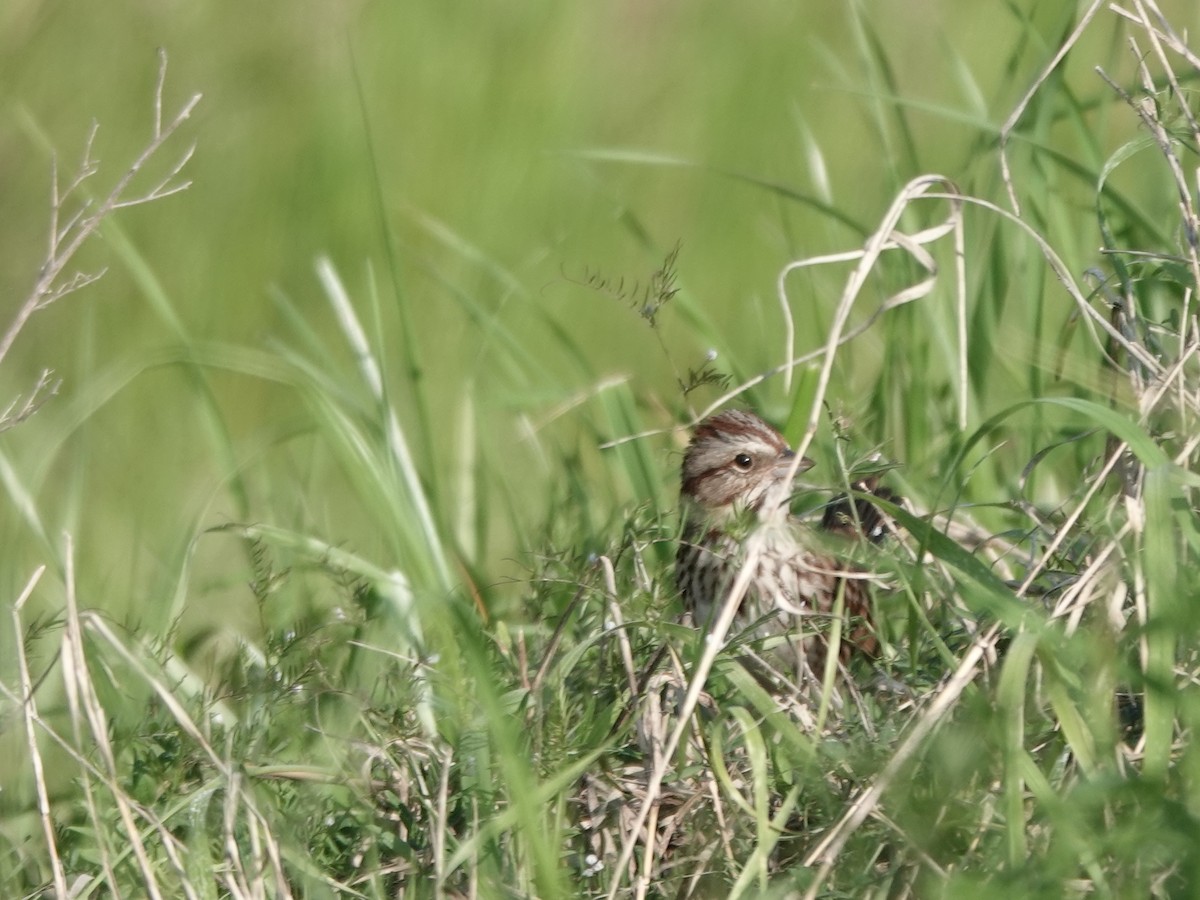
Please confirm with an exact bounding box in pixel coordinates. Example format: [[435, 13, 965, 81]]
[[733, 453, 753, 470]]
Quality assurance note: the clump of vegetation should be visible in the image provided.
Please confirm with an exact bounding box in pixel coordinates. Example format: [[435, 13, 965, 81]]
[[4, 5, 1200, 899]]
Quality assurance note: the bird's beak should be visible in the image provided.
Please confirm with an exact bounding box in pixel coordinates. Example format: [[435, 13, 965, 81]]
[[777, 450, 815, 477]]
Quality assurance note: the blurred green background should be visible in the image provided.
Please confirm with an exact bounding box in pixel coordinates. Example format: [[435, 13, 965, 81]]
[[8, 5, 1200, 892], [1, 0, 1193, 634]]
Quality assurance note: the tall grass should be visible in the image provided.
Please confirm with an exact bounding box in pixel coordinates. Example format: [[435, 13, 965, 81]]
[[4, 2, 1200, 898]]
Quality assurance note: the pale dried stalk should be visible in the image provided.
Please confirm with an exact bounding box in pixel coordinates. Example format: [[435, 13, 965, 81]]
[[608, 174, 963, 899], [433, 745, 454, 893], [0, 368, 60, 434], [998, 0, 1106, 214], [804, 12, 1200, 890], [60, 534, 171, 900], [0, 50, 200, 423], [9, 567, 64, 899]]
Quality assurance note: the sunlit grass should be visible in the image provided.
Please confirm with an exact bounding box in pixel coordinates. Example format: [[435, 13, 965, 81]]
[[4, 2, 1200, 898]]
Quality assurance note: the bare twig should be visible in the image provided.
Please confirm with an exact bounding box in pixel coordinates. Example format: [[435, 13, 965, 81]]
[[0, 369, 61, 433], [1, 50, 201, 375], [998, 0, 1106, 214]]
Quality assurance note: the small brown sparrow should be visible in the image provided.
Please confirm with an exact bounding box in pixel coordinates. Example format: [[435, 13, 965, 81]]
[[675, 409, 890, 685]]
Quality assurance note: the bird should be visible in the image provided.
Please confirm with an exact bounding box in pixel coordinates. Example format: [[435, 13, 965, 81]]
[[675, 409, 890, 687]]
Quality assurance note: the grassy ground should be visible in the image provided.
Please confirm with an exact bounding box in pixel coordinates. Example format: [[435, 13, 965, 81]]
[[3, 1, 1200, 897]]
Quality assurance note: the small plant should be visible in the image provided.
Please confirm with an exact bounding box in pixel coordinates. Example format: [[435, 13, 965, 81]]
[[1, 50, 199, 433]]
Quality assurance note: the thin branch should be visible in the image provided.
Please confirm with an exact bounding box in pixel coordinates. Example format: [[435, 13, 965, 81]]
[[998, 0, 1106, 214], [0, 369, 61, 433], [0, 52, 201, 370]]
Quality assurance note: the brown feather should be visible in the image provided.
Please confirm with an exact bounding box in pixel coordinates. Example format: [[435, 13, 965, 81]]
[[676, 410, 890, 684]]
